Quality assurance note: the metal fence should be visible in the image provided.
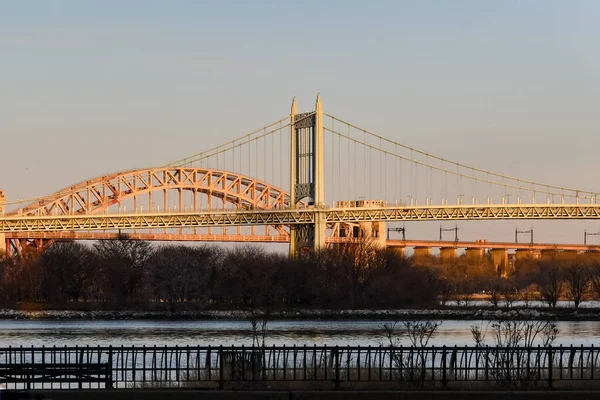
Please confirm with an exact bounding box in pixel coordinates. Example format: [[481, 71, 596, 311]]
[[1, 345, 600, 389]]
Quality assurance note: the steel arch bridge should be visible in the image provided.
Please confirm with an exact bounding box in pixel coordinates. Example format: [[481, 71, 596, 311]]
[[2, 94, 600, 257], [0, 167, 356, 255], [8, 167, 292, 234]]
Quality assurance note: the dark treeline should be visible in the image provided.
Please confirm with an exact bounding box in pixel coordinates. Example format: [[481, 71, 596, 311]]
[[2, 240, 600, 309], [0, 240, 436, 309]]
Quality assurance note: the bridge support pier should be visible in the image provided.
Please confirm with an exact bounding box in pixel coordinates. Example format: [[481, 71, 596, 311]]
[[515, 249, 534, 261], [585, 250, 600, 259], [391, 246, 405, 258], [559, 249, 579, 259], [439, 247, 457, 261], [541, 249, 558, 259], [413, 246, 431, 258], [490, 249, 508, 275], [465, 248, 484, 260]]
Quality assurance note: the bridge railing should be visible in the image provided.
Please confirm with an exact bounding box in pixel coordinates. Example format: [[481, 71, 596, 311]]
[[1, 345, 600, 390]]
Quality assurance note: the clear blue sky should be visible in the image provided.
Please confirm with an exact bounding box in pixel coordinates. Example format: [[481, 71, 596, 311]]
[[2, 1, 599, 244]]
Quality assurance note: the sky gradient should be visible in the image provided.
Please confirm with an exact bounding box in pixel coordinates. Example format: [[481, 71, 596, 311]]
[[2, 1, 600, 245]]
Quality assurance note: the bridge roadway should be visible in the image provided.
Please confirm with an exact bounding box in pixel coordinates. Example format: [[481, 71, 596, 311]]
[[5, 231, 600, 253], [2, 204, 600, 233]]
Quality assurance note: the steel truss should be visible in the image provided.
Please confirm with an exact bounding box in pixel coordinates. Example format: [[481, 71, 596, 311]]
[[3, 205, 600, 233]]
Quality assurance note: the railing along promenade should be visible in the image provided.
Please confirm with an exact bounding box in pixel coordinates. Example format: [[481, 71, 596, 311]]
[[2, 345, 600, 390]]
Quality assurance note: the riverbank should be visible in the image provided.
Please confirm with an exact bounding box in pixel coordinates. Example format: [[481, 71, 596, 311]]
[[1, 306, 600, 321]]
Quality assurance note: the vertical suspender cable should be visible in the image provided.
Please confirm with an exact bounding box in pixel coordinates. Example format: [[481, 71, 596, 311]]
[[332, 120, 335, 204], [347, 124, 351, 201], [280, 121, 283, 191], [367, 146, 373, 198], [425, 155, 429, 203], [410, 149, 416, 206], [410, 150, 414, 203], [384, 153, 387, 203], [399, 156, 402, 204], [272, 127, 275, 190], [338, 127, 341, 204], [472, 168, 475, 204], [353, 135, 356, 201], [394, 144, 397, 200], [379, 138, 382, 199]]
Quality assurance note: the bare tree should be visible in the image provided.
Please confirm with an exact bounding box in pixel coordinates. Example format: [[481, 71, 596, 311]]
[[563, 263, 589, 309], [488, 283, 502, 308], [501, 279, 518, 308], [470, 319, 559, 386], [40, 241, 97, 302], [588, 263, 600, 301], [538, 263, 563, 308], [94, 238, 153, 303], [382, 319, 442, 384]]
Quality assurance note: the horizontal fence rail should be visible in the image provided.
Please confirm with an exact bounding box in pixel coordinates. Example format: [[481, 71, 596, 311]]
[[1, 345, 600, 390]]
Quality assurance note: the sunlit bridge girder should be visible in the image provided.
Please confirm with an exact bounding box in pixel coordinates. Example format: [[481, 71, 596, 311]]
[[3, 205, 600, 233]]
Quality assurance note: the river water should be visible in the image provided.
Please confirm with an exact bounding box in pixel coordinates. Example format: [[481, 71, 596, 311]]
[[1, 319, 600, 348]]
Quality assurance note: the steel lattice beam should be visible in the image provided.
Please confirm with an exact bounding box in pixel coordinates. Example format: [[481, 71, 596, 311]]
[[3, 205, 600, 233]]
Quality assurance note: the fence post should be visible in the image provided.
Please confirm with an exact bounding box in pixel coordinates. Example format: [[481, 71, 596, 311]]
[[334, 346, 340, 389], [442, 346, 447, 388], [219, 346, 224, 390], [26, 364, 31, 390], [548, 345, 553, 389], [107, 346, 113, 389]]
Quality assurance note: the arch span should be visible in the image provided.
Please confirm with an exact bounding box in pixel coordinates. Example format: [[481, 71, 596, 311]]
[[11, 168, 291, 217], [5, 167, 360, 255], [9, 168, 295, 237]]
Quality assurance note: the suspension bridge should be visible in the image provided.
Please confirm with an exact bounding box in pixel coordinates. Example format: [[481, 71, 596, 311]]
[[1, 94, 600, 262]]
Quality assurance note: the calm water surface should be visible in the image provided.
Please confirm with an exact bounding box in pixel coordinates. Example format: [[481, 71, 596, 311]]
[[1, 319, 600, 348]]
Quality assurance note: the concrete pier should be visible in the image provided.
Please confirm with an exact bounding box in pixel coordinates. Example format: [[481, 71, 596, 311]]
[[413, 246, 431, 258], [585, 250, 600, 259], [559, 250, 579, 259], [0, 233, 5, 256], [465, 248, 484, 260], [541, 249, 558, 259], [391, 246, 405, 258], [515, 249, 534, 260], [439, 247, 457, 260], [490, 249, 508, 272]]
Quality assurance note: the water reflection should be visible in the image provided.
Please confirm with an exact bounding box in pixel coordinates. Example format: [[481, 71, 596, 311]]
[[0, 319, 599, 348]]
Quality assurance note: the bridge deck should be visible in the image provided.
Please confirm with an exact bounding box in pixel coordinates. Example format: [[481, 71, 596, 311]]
[[3, 204, 600, 233]]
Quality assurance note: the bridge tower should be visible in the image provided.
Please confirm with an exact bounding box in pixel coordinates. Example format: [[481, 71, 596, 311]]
[[289, 94, 326, 256]]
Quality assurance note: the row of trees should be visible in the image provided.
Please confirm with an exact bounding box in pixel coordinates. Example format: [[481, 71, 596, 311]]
[[2, 239, 600, 309], [0, 239, 436, 308], [420, 254, 600, 309]]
